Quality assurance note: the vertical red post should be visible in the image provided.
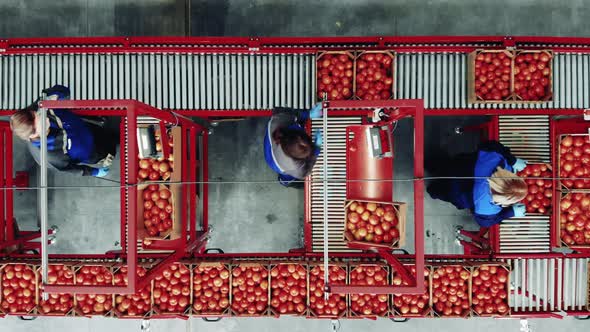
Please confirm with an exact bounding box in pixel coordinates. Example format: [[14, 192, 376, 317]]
[[202, 132, 209, 233], [0, 128, 5, 243], [5, 125, 13, 241], [126, 106, 138, 291], [189, 127, 197, 242], [119, 120, 127, 248], [413, 102, 425, 292]]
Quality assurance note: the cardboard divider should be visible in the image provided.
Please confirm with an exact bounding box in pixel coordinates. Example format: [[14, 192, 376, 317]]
[[343, 200, 407, 250], [306, 263, 348, 319], [229, 262, 271, 317], [35, 264, 76, 317], [513, 50, 553, 102], [391, 264, 433, 318], [467, 49, 516, 103], [429, 264, 472, 319], [353, 50, 396, 100], [72, 264, 115, 317], [0, 264, 39, 316], [470, 263, 511, 317], [190, 262, 231, 318], [347, 263, 390, 319], [316, 50, 355, 101]]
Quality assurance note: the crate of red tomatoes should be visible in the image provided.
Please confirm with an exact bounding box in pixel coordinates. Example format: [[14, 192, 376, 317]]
[[468, 50, 514, 103], [392, 265, 432, 318], [72, 264, 115, 316], [430, 264, 471, 318], [348, 264, 389, 318], [230, 263, 271, 317], [354, 51, 395, 100], [111, 265, 153, 318], [468, 49, 553, 103], [151, 263, 192, 317], [558, 134, 590, 191], [191, 262, 231, 317], [558, 192, 590, 249], [269, 263, 308, 316], [137, 183, 181, 242], [0, 264, 38, 315], [137, 126, 181, 183], [36, 264, 75, 316], [343, 200, 407, 250], [316, 51, 355, 101], [470, 264, 510, 317], [307, 263, 348, 319], [513, 50, 553, 102], [517, 163, 552, 215]]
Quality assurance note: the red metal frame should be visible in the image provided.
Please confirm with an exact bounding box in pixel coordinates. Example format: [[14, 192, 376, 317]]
[[321, 99, 426, 295], [29, 99, 206, 294]]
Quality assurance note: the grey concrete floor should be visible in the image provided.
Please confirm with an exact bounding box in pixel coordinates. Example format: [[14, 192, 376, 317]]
[[2, 0, 590, 331]]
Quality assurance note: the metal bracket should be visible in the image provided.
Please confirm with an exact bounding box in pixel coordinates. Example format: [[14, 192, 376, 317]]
[[202, 316, 222, 322], [330, 319, 341, 332], [140, 319, 151, 332], [18, 315, 37, 321], [390, 317, 409, 323], [583, 108, 590, 121]]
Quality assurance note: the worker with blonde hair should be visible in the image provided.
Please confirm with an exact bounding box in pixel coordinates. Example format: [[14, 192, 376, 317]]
[[427, 140, 528, 227], [10, 85, 116, 177]]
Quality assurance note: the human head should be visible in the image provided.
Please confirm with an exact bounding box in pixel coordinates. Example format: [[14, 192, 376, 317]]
[[10, 107, 37, 141], [277, 127, 314, 160], [488, 167, 528, 207]]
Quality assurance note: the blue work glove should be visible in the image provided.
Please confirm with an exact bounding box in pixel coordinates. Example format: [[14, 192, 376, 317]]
[[313, 129, 323, 148], [512, 158, 527, 172], [309, 102, 323, 119], [512, 203, 526, 217], [92, 167, 110, 178]]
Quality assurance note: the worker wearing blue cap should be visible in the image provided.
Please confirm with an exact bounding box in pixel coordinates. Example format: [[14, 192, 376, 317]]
[[428, 141, 529, 227], [10, 85, 116, 177], [264, 103, 323, 188]]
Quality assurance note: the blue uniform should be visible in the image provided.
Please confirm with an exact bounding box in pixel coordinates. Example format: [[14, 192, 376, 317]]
[[264, 107, 319, 187], [428, 141, 517, 227]]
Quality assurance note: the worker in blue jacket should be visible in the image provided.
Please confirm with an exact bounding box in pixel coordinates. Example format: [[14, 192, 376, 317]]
[[10, 85, 116, 177], [264, 103, 323, 188], [427, 141, 528, 227]]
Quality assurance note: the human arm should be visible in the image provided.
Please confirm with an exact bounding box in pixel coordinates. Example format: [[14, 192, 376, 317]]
[[27, 142, 97, 176], [473, 207, 515, 227], [478, 140, 518, 167]]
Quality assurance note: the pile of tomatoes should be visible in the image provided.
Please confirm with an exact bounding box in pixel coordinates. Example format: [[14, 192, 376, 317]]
[[349, 265, 388, 317], [38, 264, 74, 315], [471, 265, 510, 316], [345, 201, 400, 246], [270, 264, 307, 315], [230, 265, 269, 316], [514, 52, 552, 101], [153, 264, 191, 313], [559, 135, 590, 189], [431, 266, 470, 317], [517, 164, 552, 214], [559, 192, 590, 246], [0, 264, 37, 314], [138, 131, 174, 181], [355, 52, 394, 100], [473, 51, 512, 101], [75, 265, 113, 315], [308, 265, 347, 317], [113, 266, 151, 317], [192, 264, 230, 314], [141, 184, 174, 237], [393, 266, 430, 316], [316, 53, 354, 100]]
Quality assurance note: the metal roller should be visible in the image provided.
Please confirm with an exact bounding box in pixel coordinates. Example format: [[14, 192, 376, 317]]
[[310, 117, 361, 252], [0, 53, 315, 110]]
